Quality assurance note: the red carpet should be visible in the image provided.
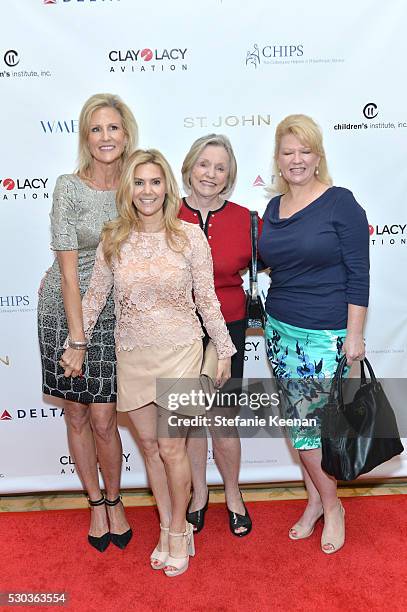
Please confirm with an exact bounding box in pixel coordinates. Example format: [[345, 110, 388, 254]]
[[1, 496, 406, 612]]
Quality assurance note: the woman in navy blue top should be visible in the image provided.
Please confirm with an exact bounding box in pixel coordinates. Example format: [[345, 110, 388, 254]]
[[259, 114, 369, 554]]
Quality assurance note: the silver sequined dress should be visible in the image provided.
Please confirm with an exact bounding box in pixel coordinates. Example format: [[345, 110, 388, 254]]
[[38, 174, 117, 403]]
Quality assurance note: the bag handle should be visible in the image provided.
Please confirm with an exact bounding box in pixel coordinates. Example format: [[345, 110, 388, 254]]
[[249, 211, 258, 299], [332, 355, 376, 406]]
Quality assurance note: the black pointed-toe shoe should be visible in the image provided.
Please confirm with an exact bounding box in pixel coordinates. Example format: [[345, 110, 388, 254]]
[[105, 495, 133, 550], [87, 495, 110, 552]]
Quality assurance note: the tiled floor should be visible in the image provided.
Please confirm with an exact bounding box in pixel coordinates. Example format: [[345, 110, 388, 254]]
[[1, 481, 406, 512]]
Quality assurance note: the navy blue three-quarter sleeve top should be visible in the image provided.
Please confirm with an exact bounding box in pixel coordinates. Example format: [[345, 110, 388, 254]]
[[258, 186, 370, 330]]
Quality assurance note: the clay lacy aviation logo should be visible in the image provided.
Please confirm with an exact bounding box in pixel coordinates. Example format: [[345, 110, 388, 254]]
[[59, 452, 131, 475], [108, 47, 188, 74], [0, 177, 49, 200], [369, 223, 407, 246], [1, 49, 51, 79]]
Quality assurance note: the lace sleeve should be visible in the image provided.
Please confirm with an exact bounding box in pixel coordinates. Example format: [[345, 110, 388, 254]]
[[50, 175, 79, 250], [81, 243, 114, 340], [189, 227, 236, 359]]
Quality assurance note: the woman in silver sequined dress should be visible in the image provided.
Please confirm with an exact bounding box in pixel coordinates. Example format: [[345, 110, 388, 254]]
[[37, 94, 138, 552]]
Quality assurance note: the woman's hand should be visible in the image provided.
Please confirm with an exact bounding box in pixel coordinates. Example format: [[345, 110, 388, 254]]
[[342, 333, 365, 366], [215, 357, 231, 388], [59, 347, 86, 378]]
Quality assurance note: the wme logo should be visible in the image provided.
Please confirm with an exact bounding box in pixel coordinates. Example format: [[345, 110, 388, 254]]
[[40, 120, 78, 134]]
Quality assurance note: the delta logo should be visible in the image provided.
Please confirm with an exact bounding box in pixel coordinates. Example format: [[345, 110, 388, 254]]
[[253, 175, 266, 187], [1, 407, 65, 420], [108, 47, 188, 74], [369, 223, 407, 246], [0, 177, 49, 200]]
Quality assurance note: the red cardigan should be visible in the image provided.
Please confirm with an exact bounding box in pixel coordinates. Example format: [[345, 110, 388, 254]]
[[179, 199, 263, 323]]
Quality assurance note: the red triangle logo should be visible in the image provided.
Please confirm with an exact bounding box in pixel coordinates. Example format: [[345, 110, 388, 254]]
[[253, 175, 265, 187], [0, 410, 12, 420]]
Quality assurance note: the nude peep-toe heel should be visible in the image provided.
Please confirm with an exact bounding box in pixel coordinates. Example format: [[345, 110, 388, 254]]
[[321, 501, 345, 554], [163, 523, 195, 578], [289, 509, 324, 540], [150, 524, 169, 570]]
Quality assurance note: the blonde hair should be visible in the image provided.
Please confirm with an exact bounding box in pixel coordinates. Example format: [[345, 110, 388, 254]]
[[181, 133, 237, 195], [102, 149, 187, 264], [273, 114, 332, 194], [77, 93, 138, 179]]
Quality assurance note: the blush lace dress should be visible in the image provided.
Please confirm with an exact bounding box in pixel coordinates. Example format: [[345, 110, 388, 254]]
[[80, 221, 236, 414]]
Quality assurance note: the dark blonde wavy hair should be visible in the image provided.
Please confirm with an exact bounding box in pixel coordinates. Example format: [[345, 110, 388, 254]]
[[102, 149, 187, 264], [76, 93, 138, 180]]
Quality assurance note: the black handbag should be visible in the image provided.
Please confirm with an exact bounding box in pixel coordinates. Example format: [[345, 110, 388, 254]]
[[321, 355, 404, 481], [246, 211, 266, 329]]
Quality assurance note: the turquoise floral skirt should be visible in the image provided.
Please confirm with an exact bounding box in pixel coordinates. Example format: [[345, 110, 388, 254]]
[[265, 315, 347, 450]]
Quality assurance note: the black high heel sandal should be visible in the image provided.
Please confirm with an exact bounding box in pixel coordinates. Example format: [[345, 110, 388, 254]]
[[105, 495, 133, 549], [186, 490, 209, 533], [87, 495, 110, 552], [227, 492, 252, 538]]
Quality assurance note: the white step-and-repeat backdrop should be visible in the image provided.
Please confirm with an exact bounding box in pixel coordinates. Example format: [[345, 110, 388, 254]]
[[1, 0, 406, 493]]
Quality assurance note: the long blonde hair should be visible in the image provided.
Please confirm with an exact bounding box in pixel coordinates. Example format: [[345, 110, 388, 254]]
[[77, 93, 138, 179], [102, 149, 187, 264], [272, 114, 332, 194]]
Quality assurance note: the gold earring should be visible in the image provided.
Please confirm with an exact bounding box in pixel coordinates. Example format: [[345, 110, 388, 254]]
[[278, 170, 282, 177], [315, 167, 319, 175]]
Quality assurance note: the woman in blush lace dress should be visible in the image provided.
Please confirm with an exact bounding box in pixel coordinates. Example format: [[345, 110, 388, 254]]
[[60, 148, 236, 577]]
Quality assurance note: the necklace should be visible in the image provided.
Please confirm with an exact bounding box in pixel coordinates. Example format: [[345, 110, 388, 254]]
[[82, 175, 118, 191], [187, 196, 224, 221]]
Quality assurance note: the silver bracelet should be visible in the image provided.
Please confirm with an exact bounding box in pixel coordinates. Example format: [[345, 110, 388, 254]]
[[68, 338, 88, 350]]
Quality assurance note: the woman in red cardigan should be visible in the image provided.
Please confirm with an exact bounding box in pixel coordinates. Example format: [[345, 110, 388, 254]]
[[180, 134, 262, 536]]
